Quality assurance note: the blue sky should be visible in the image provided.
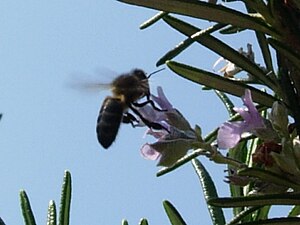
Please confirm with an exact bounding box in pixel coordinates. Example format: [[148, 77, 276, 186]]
[[0, 1, 283, 225]]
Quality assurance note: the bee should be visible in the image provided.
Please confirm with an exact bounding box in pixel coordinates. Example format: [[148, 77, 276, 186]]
[[97, 68, 164, 149]]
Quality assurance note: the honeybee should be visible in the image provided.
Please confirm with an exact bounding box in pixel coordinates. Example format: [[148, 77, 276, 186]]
[[97, 68, 164, 149]]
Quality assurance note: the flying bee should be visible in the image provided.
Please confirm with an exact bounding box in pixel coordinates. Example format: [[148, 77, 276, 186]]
[[97, 68, 165, 149]]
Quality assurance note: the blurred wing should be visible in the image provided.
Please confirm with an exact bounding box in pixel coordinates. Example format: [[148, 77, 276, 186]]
[[66, 68, 117, 93], [67, 77, 111, 92]]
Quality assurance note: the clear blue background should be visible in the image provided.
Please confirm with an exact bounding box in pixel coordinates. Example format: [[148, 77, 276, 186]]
[[0, 1, 285, 225]]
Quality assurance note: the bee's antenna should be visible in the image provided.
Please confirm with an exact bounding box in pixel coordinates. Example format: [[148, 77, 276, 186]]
[[147, 68, 165, 78]]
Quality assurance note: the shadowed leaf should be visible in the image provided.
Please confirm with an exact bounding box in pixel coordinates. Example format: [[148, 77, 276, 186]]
[[163, 200, 187, 225], [208, 193, 300, 207], [47, 200, 57, 225], [118, 0, 277, 35], [20, 190, 37, 225], [167, 60, 277, 108], [162, 15, 279, 92], [140, 11, 168, 29], [192, 159, 226, 225], [59, 171, 72, 225]]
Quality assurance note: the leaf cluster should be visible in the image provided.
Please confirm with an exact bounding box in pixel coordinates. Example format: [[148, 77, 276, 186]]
[[115, 0, 300, 224], [5, 1, 300, 225]]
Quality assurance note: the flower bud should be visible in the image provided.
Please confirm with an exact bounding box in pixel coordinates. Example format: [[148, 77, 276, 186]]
[[269, 101, 289, 136]]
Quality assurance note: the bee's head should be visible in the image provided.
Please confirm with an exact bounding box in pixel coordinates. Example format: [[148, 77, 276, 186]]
[[132, 69, 147, 81], [132, 68, 165, 81]]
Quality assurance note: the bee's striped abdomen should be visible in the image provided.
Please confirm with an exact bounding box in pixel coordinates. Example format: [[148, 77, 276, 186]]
[[96, 97, 124, 149]]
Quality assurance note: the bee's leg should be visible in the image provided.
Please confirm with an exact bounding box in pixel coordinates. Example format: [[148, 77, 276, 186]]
[[122, 112, 139, 127], [129, 105, 169, 132], [132, 97, 165, 112]]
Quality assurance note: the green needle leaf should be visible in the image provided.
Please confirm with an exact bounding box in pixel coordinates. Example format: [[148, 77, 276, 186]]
[[214, 90, 235, 117], [242, 0, 274, 24], [156, 21, 226, 66], [219, 25, 246, 34], [162, 15, 278, 92], [208, 192, 300, 207], [227, 206, 262, 225], [237, 168, 300, 191], [253, 205, 271, 222], [19, 190, 37, 225], [255, 33, 274, 73], [47, 200, 57, 225], [268, 38, 300, 72], [58, 171, 72, 225], [140, 11, 168, 29], [122, 219, 129, 225], [163, 200, 187, 225], [192, 159, 226, 225], [118, 0, 277, 35], [0, 217, 6, 225], [289, 205, 300, 217], [139, 218, 148, 225], [156, 148, 211, 177], [167, 60, 277, 107], [232, 217, 300, 225]]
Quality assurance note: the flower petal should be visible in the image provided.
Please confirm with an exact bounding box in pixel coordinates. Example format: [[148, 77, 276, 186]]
[[240, 89, 264, 128], [146, 129, 169, 140], [217, 89, 267, 149], [141, 144, 161, 160], [243, 89, 256, 112], [151, 86, 173, 110], [151, 139, 193, 167], [217, 121, 246, 149]]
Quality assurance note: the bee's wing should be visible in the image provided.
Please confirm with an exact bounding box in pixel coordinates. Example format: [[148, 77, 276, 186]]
[[66, 69, 116, 93], [67, 79, 111, 92]]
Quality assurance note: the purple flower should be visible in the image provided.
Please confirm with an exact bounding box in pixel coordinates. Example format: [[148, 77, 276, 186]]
[[138, 86, 196, 167], [217, 89, 265, 149], [151, 86, 173, 110], [141, 126, 196, 167], [134, 86, 173, 129]]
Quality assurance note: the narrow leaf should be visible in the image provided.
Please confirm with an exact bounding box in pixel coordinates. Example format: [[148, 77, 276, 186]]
[[59, 171, 72, 225], [208, 192, 300, 207], [47, 200, 57, 225], [204, 128, 218, 144], [237, 168, 300, 191], [256, 33, 274, 72], [118, 0, 277, 35], [167, 60, 277, 107], [0, 218, 5, 225], [20, 190, 37, 225], [227, 206, 262, 225], [219, 25, 246, 34], [162, 15, 278, 92], [140, 11, 168, 29], [139, 218, 148, 225], [227, 142, 248, 216], [229, 141, 249, 168], [156, 148, 210, 177], [163, 200, 187, 225], [214, 90, 235, 117], [268, 38, 300, 72], [233, 217, 300, 225], [156, 22, 226, 66], [288, 205, 300, 217], [253, 205, 271, 222], [242, 0, 273, 23], [192, 159, 226, 225]]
